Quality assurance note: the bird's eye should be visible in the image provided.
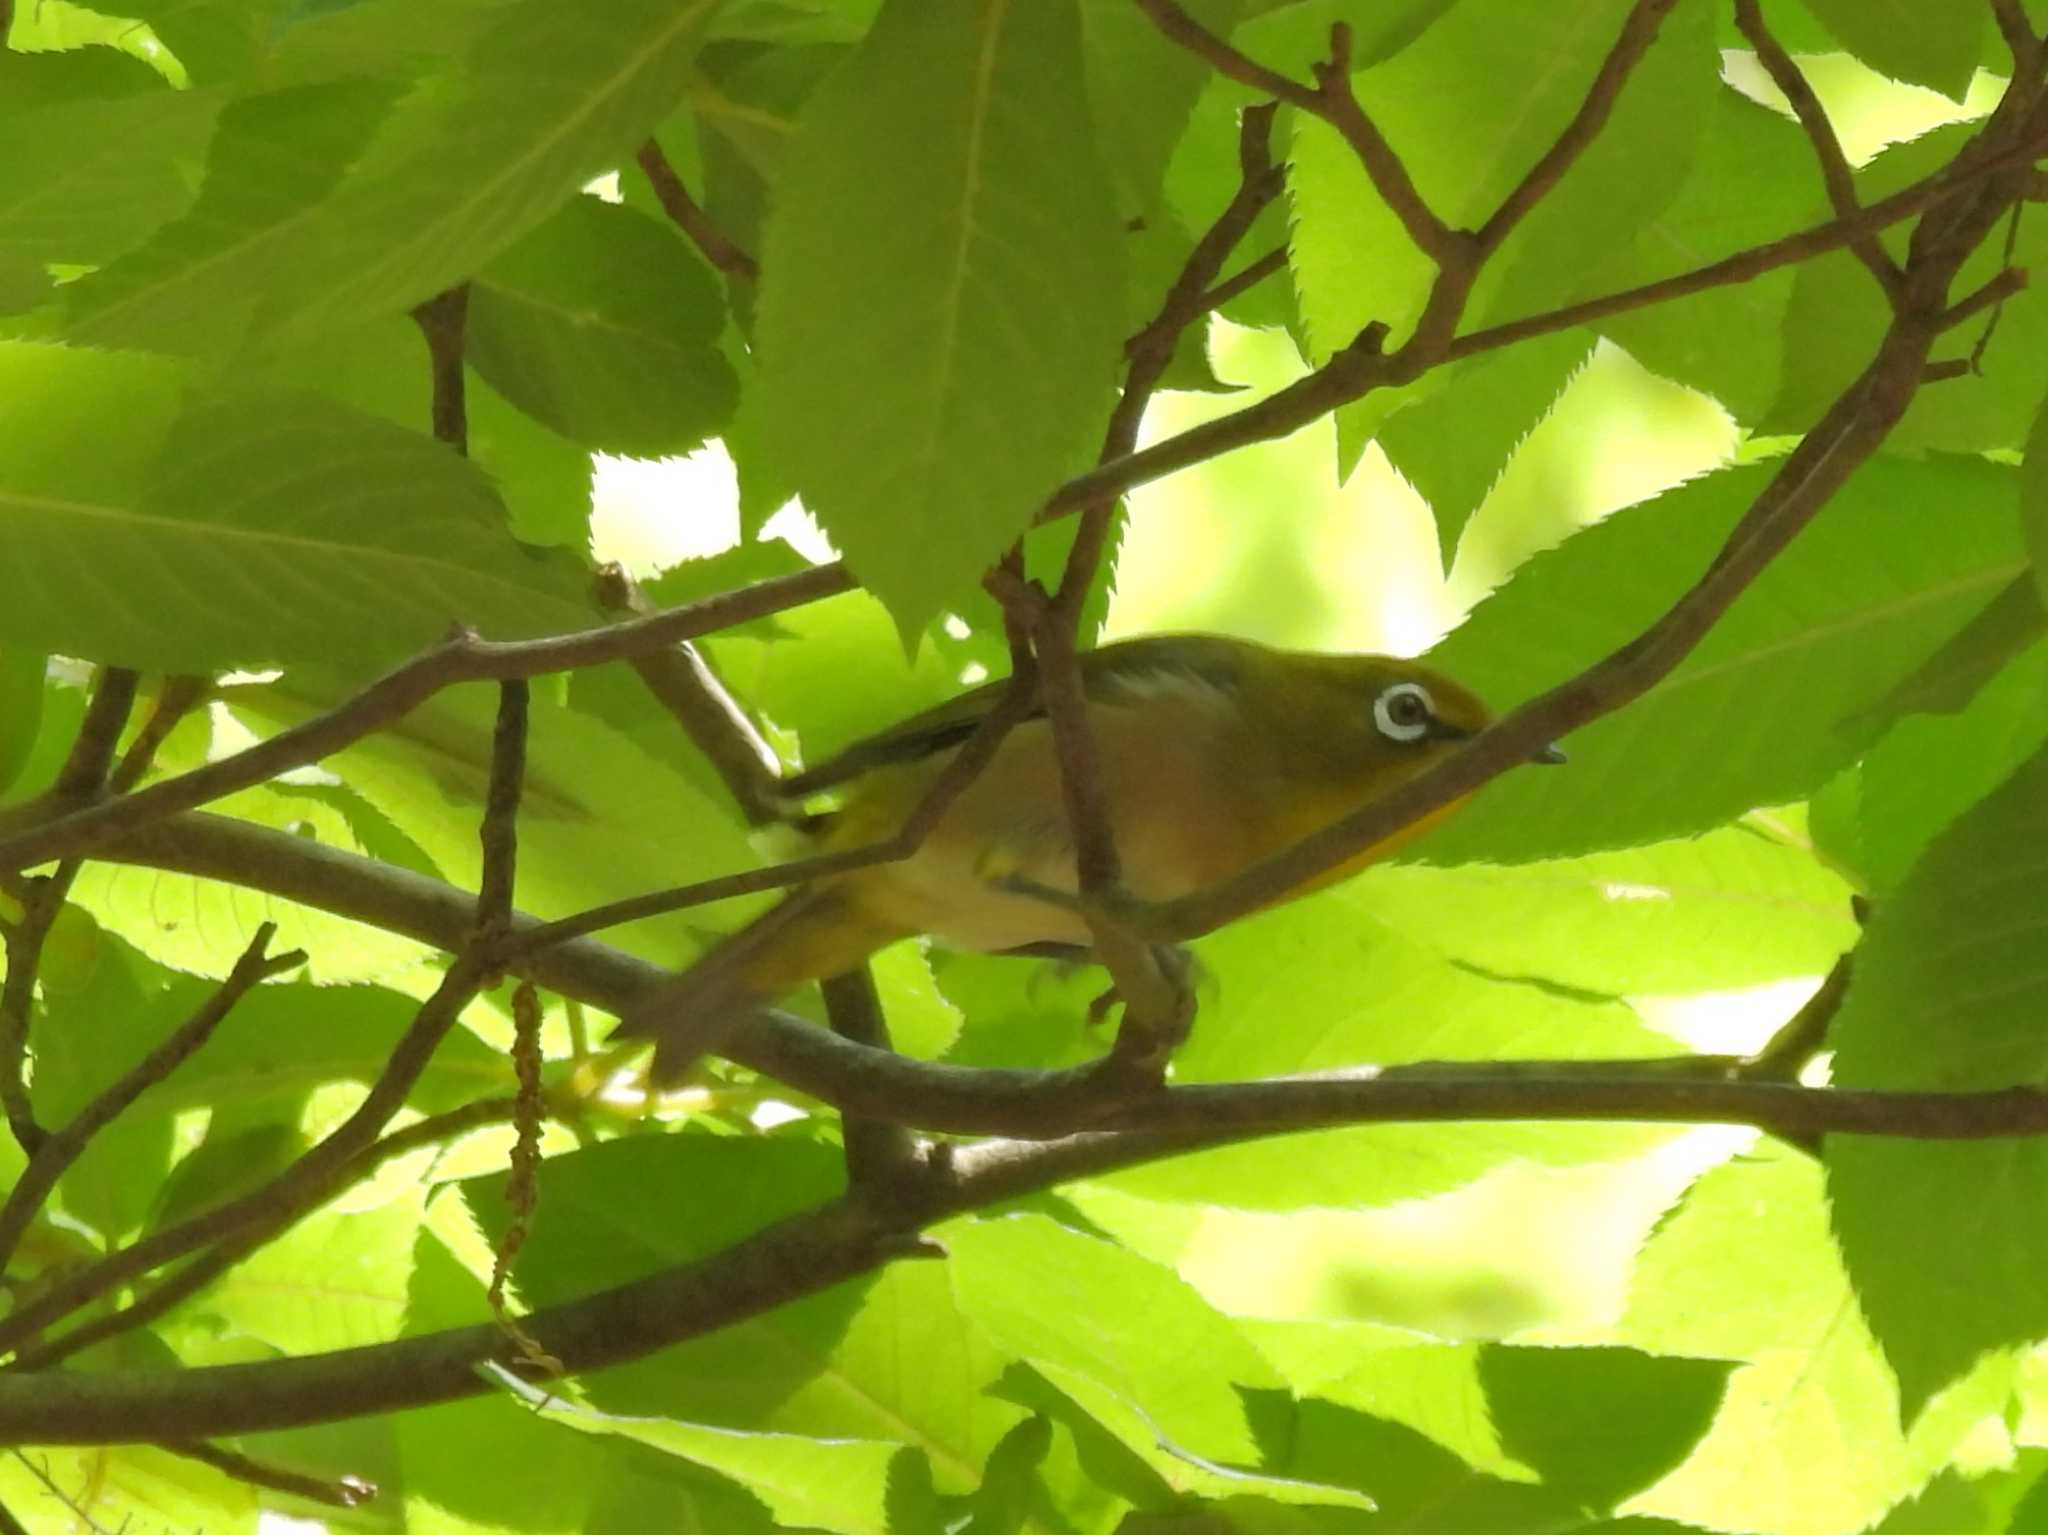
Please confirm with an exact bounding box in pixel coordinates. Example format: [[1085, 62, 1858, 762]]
[[1373, 682, 1435, 743]]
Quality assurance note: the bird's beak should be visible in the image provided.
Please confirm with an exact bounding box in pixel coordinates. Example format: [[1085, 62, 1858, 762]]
[[1532, 743, 1568, 765]]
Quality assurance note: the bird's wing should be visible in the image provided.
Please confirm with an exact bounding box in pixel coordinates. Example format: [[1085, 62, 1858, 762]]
[[778, 634, 1253, 796]]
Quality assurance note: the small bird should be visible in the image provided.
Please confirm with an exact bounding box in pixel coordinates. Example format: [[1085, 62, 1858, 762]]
[[614, 633, 1561, 1079]]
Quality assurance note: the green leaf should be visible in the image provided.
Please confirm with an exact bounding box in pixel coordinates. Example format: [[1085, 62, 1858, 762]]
[[1616, 1143, 2018, 1535], [0, 52, 220, 269], [1813, 640, 2048, 895], [488, 1373, 919, 1535], [948, 1214, 1281, 1466], [1799, 0, 1984, 98], [1826, 741, 2048, 1417], [241, 313, 600, 551], [1475, 1, 1717, 330], [230, 679, 760, 967], [116, 0, 283, 82], [1245, 1390, 1573, 1529], [931, 893, 1672, 1210], [1848, 574, 2047, 736], [70, 781, 446, 989], [143, 981, 508, 1118], [0, 650, 44, 796], [14, 376, 596, 669], [1352, 822, 1858, 995], [754, 0, 1126, 638], [1378, 331, 1595, 564], [64, 77, 412, 351], [1241, 1319, 1529, 1482], [33, 931, 185, 1240], [1227, 0, 1464, 78], [708, 587, 991, 768], [947, 1215, 1369, 1510], [1420, 455, 2028, 862], [1873, 1457, 2048, 1535], [1768, 124, 2048, 455], [71, 0, 724, 355], [0, 1444, 257, 1535], [466, 1137, 1030, 1495], [2025, 389, 2048, 603], [468, 197, 739, 457], [1290, 0, 1711, 361], [1584, 89, 1816, 421], [1478, 1346, 1729, 1509], [1079, 0, 1241, 218], [1083, 889, 1673, 1210], [176, 1196, 422, 1354]]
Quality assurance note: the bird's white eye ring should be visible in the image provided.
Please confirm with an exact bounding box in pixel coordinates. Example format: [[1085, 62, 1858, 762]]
[[1373, 682, 1435, 743]]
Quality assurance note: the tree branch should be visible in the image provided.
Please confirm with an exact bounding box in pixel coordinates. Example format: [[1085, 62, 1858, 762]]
[[0, 925, 302, 1273], [1474, 0, 1680, 252], [14, 1053, 2048, 1444], [167, 1439, 375, 1509], [1045, 131, 2040, 521], [820, 968, 924, 1199], [1070, 126, 2047, 946], [593, 565, 784, 826], [1734, 0, 1902, 297], [0, 955, 495, 1364], [1, 668, 140, 1156], [1015, 100, 1284, 1068], [0, 695, 532, 1361], [635, 139, 759, 282], [0, 562, 853, 875]]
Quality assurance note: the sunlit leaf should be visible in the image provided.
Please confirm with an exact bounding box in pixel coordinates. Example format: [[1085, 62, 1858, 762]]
[[753, 0, 1125, 637], [1828, 741, 2048, 1417], [1422, 455, 2027, 862]]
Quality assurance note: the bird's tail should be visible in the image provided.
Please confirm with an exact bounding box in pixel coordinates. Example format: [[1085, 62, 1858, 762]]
[[612, 881, 912, 1083]]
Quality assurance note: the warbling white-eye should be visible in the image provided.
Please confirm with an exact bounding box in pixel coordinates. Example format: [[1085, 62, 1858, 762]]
[[615, 633, 1563, 1077]]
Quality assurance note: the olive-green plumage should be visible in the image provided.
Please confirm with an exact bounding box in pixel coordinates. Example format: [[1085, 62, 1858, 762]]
[[615, 633, 1547, 1079]]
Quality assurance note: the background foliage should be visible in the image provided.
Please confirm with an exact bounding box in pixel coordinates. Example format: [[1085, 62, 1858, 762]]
[[3, 0, 2048, 1532]]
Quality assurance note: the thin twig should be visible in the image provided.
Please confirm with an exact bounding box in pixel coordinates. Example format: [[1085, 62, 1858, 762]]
[[1129, 2, 1457, 260], [635, 140, 759, 281], [351, 1095, 523, 1175], [505, 664, 1045, 956], [0, 926, 302, 1272], [169, 1439, 375, 1508], [821, 969, 923, 1199], [0, 562, 854, 875], [1992, 0, 2042, 78], [4, 123, 2031, 904], [1734, 0, 1902, 297], [1080, 120, 2043, 949], [1184, 245, 1288, 324], [53, 668, 139, 800], [1045, 133, 2042, 522], [1944, 262, 2029, 330], [593, 566, 783, 825], [411, 285, 470, 454], [1476, 0, 1680, 252], [107, 675, 210, 795], [1023, 101, 1285, 1065], [1742, 950, 1853, 1082], [0, 954, 494, 1364], [1, 668, 140, 1156], [1, 677, 533, 1361], [5, 1454, 111, 1535]]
